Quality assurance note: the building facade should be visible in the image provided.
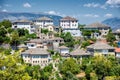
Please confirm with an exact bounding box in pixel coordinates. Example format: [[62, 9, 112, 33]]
[[12, 20, 35, 34], [21, 48, 51, 68], [60, 16, 78, 29], [33, 16, 53, 28]]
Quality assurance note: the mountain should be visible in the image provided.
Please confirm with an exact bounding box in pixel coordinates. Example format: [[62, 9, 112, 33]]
[[102, 17, 120, 30], [0, 12, 62, 26]]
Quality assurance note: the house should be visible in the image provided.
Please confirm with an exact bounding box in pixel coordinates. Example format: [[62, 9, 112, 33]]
[[21, 48, 51, 68], [33, 16, 53, 28], [63, 28, 82, 37], [60, 16, 82, 37], [12, 20, 36, 34], [112, 29, 120, 40], [26, 39, 48, 49], [58, 46, 69, 54], [84, 22, 110, 37], [87, 41, 115, 56], [70, 48, 91, 59], [115, 48, 120, 58], [60, 16, 78, 29]]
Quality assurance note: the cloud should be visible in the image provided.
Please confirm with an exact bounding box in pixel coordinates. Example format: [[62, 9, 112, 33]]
[[104, 13, 113, 17], [23, 3, 31, 8], [4, 4, 11, 7], [2, 9, 7, 12], [106, 0, 120, 8], [84, 14, 100, 18], [83, 3, 107, 9], [45, 10, 66, 16]]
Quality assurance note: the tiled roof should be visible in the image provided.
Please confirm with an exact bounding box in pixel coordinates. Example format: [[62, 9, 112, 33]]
[[37, 16, 53, 21], [13, 19, 32, 23], [85, 22, 110, 28], [59, 46, 68, 49], [21, 48, 49, 55], [60, 16, 77, 21], [87, 41, 114, 49], [18, 44, 27, 48], [27, 39, 45, 43], [70, 48, 90, 56], [115, 48, 120, 53]]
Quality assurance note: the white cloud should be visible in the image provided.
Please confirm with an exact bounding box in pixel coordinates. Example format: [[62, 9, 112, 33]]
[[45, 10, 66, 16], [106, 0, 120, 8], [2, 9, 8, 12], [83, 3, 107, 9], [104, 13, 113, 17], [4, 4, 11, 7], [84, 14, 100, 18], [23, 3, 31, 8], [84, 3, 100, 8], [47, 11, 59, 15]]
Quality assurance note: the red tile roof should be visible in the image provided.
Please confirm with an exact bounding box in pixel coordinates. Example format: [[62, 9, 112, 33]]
[[115, 48, 120, 52]]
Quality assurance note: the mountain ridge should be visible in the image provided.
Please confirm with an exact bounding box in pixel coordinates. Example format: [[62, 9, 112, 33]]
[[0, 12, 62, 26]]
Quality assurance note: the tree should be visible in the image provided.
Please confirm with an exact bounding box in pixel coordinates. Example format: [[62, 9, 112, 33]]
[[41, 28, 49, 34], [0, 20, 12, 28], [60, 32, 74, 47], [59, 58, 80, 75], [106, 32, 116, 42]]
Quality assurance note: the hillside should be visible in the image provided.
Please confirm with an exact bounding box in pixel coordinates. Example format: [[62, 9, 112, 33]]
[[102, 17, 120, 30], [0, 12, 62, 26]]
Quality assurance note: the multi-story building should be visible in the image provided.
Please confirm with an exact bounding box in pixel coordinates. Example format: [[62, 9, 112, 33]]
[[12, 20, 35, 34], [33, 16, 53, 28], [60, 16, 81, 37], [21, 48, 51, 68], [84, 22, 110, 37], [60, 16, 78, 29]]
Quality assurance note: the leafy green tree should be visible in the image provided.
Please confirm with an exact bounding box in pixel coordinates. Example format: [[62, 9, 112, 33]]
[[81, 41, 90, 48], [106, 32, 116, 42], [0, 20, 12, 28], [41, 28, 49, 34], [59, 58, 80, 75]]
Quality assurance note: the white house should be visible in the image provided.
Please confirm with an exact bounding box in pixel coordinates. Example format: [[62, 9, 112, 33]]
[[12, 20, 35, 34], [21, 48, 51, 68], [58, 46, 69, 54], [33, 16, 53, 28], [84, 22, 110, 37], [60, 16, 82, 37], [60, 16, 78, 29]]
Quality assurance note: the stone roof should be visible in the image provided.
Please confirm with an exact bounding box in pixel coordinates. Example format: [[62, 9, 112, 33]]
[[70, 48, 91, 56], [18, 44, 27, 48], [27, 39, 46, 43], [85, 22, 110, 28], [60, 16, 77, 21], [59, 46, 69, 49], [13, 19, 32, 23], [36, 16, 53, 21], [87, 41, 114, 49], [21, 48, 49, 55]]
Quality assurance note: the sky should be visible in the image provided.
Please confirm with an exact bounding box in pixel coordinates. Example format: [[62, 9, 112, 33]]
[[0, 0, 120, 24]]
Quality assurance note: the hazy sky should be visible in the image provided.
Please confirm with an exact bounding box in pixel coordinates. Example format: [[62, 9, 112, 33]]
[[0, 0, 120, 24]]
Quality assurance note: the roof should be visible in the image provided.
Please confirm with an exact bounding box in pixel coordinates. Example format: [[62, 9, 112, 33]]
[[115, 48, 120, 53], [21, 48, 49, 55], [85, 22, 110, 28], [18, 44, 27, 48], [60, 16, 77, 21], [59, 46, 69, 49], [13, 19, 32, 23], [36, 16, 53, 21], [27, 39, 45, 43], [87, 41, 114, 49], [70, 48, 91, 56]]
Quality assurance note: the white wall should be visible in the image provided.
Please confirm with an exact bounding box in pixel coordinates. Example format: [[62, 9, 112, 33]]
[[59, 49, 69, 54]]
